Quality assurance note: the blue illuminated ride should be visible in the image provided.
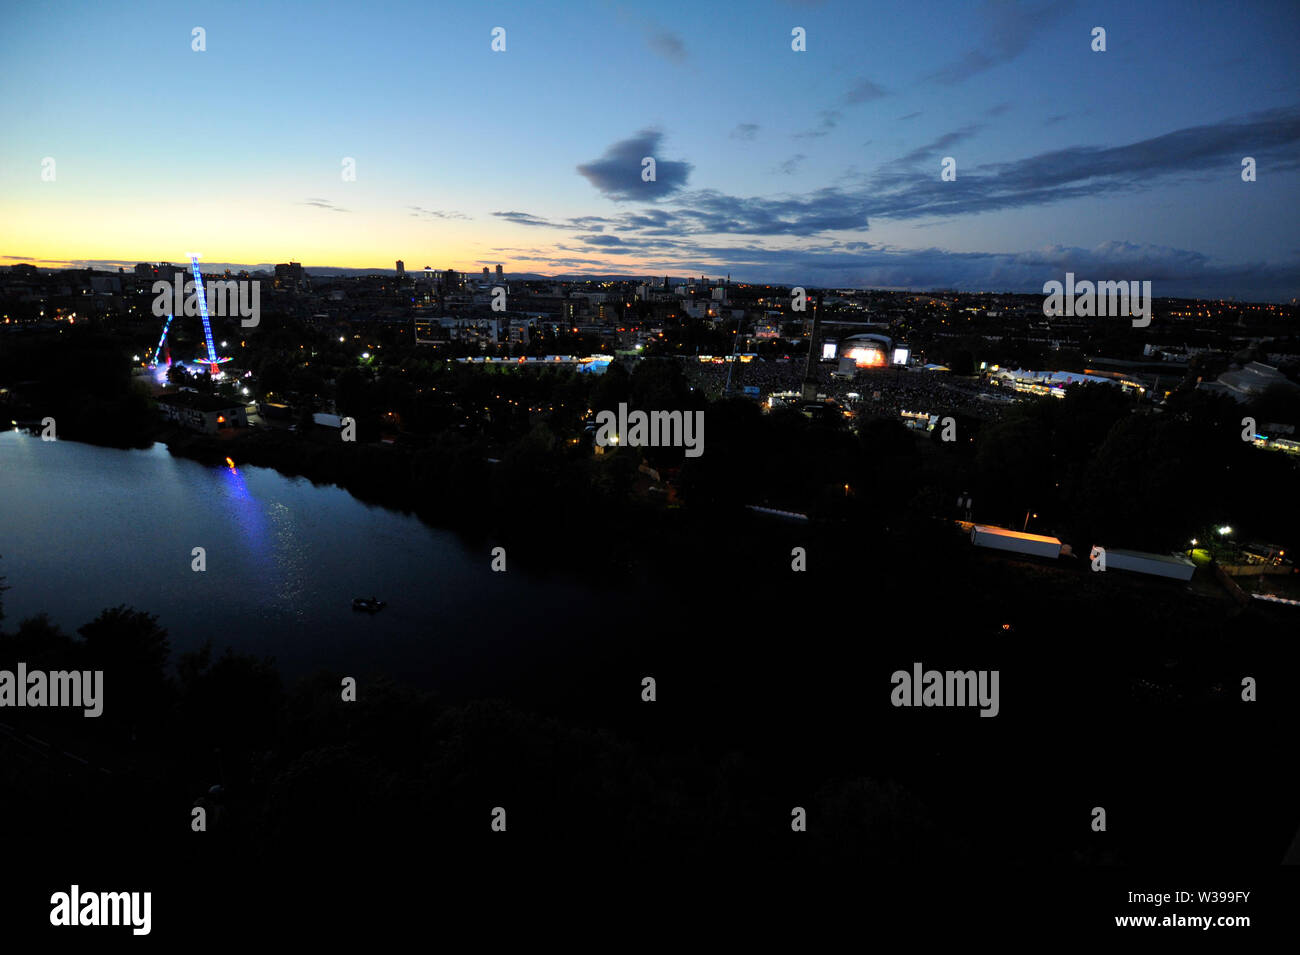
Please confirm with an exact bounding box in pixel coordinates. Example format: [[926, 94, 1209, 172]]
[[149, 312, 174, 368], [188, 254, 233, 377]]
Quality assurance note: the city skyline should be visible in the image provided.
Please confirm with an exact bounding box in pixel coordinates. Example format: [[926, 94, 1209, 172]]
[[2, 0, 1299, 300]]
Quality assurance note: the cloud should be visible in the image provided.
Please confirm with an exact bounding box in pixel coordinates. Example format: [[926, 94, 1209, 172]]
[[670, 186, 870, 235], [577, 234, 629, 247], [1042, 113, 1069, 126], [621, 209, 675, 229], [493, 211, 557, 227], [896, 124, 984, 164], [645, 28, 688, 63], [897, 111, 923, 122], [409, 206, 470, 220], [794, 109, 841, 139], [845, 77, 888, 104], [613, 5, 689, 64], [576, 128, 693, 201], [663, 103, 1300, 233], [777, 154, 807, 175], [478, 105, 1300, 297], [530, 239, 1298, 301], [730, 123, 760, 140], [300, 198, 349, 213], [984, 102, 1012, 117], [926, 0, 1072, 86]]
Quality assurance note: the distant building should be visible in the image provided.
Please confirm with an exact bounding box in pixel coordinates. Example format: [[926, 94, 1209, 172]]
[[90, 275, 121, 294], [396, 260, 405, 276], [156, 392, 247, 433], [274, 262, 306, 290], [495, 264, 503, 283], [1199, 362, 1298, 402]]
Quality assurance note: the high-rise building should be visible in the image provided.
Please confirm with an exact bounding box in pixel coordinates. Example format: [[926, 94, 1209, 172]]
[[274, 262, 305, 290], [396, 260, 405, 276], [495, 264, 503, 283], [482, 267, 490, 280]]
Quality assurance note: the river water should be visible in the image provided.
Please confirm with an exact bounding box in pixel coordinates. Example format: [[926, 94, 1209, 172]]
[[0, 432, 600, 696]]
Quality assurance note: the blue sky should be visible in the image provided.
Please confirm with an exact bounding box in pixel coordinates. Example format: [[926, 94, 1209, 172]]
[[1, 0, 1298, 298]]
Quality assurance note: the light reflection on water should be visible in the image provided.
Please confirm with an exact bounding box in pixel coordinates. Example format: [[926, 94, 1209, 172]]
[[0, 432, 598, 691]]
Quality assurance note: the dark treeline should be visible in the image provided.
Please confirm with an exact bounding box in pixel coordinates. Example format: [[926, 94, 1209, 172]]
[[0, 329, 155, 447], [164, 360, 1298, 577]]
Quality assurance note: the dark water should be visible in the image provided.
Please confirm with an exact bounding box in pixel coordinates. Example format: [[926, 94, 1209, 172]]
[[0, 432, 601, 695]]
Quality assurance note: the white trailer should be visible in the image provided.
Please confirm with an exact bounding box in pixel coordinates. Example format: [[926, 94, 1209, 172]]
[[970, 525, 1062, 559], [1096, 548, 1195, 581]]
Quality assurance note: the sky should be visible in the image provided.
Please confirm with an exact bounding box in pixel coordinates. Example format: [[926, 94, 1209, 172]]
[[1, 0, 1298, 299]]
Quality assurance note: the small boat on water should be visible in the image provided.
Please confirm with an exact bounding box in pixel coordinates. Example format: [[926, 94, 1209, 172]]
[[352, 596, 386, 613]]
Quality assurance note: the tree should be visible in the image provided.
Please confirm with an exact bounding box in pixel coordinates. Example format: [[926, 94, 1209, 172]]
[[77, 606, 174, 739]]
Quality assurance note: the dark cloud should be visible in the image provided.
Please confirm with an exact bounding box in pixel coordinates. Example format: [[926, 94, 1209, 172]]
[[482, 105, 1300, 298], [926, 0, 1072, 86], [493, 211, 556, 227], [897, 111, 923, 122], [896, 124, 984, 164], [668, 104, 1300, 233], [646, 28, 688, 63], [622, 210, 676, 229], [537, 239, 1297, 301], [845, 77, 888, 104], [672, 186, 870, 235], [794, 109, 841, 139], [777, 154, 807, 175], [576, 129, 693, 201]]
